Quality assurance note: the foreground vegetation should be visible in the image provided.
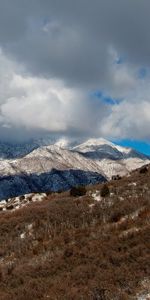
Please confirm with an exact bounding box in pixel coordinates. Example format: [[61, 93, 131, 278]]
[[0, 166, 150, 299]]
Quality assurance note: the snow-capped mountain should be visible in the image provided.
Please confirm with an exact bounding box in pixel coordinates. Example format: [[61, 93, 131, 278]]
[[0, 138, 149, 200], [72, 138, 149, 177], [73, 138, 147, 160], [0, 145, 107, 200], [0, 145, 107, 176], [0, 136, 77, 159]]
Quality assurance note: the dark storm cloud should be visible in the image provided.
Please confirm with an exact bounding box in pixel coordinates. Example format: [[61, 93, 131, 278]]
[[1, 0, 150, 87], [0, 0, 150, 142]]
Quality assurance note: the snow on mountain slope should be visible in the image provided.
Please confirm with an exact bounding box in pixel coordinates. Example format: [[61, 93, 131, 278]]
[[0, 138, 149, 179], [73, 138, 148, 159], [0, 138, 149, 200], [0, 145, 107, 200], [72, 138, 150, 178], [0, 136, 78, 159], [0, 136, 62, 159], [0, 145, 106, 176], [73, 138, 115, 151], [0, 136, 148, 161], [95, 157, 149, 178], [114, 144, 130, 154]]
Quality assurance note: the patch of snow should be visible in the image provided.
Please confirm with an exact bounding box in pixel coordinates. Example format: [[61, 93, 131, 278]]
[[0, 200, 7, 205], [127, 173, 131, 177], [0, 193, 48, 212], [26, 223, 33, 237], [125, 158, 150, 171], [15, 205, 20, 210], [128, 182, 137, 186], [89, 203, 95, 208], [110, 192, 114, 197], [27, 223, 33, 231], [92, 191, 102, 202], [20, 232, 26, 239], [73, 138, 114, 151], [137, 294, 150, 300], [114, 145, 131, 154], [32, 193, 46, 202], [137, 282, 150, 300]]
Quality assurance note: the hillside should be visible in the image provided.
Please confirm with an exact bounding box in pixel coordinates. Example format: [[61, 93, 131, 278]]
[[0, 165, 149, 299]]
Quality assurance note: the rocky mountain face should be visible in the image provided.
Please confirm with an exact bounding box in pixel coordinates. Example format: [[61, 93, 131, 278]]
[[0, 138, 149, 200]]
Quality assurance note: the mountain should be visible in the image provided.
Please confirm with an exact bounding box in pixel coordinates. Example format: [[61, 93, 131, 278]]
[[73, 138, 147, 160], [0, 138, 149, 200], [73, 138, 149, 178], [0, 145, 106, 200], [0, 136, 77, 159]]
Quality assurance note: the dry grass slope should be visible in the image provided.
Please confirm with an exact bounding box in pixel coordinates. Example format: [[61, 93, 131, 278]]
[[0, 165, 150, 299]]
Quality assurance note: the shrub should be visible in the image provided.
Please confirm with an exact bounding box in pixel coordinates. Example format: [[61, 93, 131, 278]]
[[100, 184, 110, 197], [110, 212, 123, 223], [57, 189, 63, 194], [45, 191, 52, 196], [112, 175, 121, 180], [70, 186, 86, 197], [139, 166, 148, 174], [19, 195, 25, 201]]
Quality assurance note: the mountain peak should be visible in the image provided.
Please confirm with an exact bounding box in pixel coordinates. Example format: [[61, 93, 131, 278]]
[[72, 137, 129, 153]]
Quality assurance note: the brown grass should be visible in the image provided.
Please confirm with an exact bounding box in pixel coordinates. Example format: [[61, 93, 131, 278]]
[[0, 166, 150, 299]]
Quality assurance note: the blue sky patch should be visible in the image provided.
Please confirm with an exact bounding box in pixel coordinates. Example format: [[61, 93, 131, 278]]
[[103, 96, 122, 105], [91, 90, 122, 106], [114, 139, 150, 156]]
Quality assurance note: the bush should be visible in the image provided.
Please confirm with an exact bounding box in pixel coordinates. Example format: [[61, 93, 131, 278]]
[[45, 191, 52, 196], [19, 195, 25, 201], [110, 212, 123, 223], [57, 189, 63, 194], [100, 184, 110, 197], [139, 166, 148, 174], [112, 175, 122, 180], [70, 186, 86, 197]]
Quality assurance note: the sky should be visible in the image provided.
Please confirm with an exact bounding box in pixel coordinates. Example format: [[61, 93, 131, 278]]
[[0, 1, 150, 154]]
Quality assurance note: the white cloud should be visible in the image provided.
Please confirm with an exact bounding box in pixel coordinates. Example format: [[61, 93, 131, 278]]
[[101, 72, 150, 140], [0, 46, 150, 142], [0, 50, 109, 139]]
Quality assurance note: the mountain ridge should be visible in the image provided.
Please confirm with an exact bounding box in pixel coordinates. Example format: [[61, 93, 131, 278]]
[[0, 137, 149, 159], [0, 138, 149, 200]]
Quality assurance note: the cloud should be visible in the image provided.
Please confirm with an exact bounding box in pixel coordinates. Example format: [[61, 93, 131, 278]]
[[0, 50, 110, 141], [1, 0, 150, 86], [0, 1, 150, 141], [101, 74, 150, 140]]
